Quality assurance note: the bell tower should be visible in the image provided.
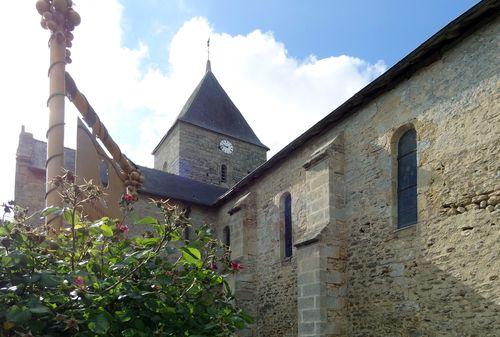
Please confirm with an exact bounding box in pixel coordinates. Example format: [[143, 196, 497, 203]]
[[152, 60, 268, 187]]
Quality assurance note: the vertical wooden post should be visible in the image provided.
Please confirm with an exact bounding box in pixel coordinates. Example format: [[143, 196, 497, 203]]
[[37, 0, 80, 228], [45, 32, 66, 228]]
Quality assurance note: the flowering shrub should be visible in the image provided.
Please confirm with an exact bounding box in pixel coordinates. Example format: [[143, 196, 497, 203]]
[[0, 172, 251, 336]]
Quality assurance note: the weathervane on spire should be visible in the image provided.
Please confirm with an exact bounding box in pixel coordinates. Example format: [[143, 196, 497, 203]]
[[206, 37, 211, 72]]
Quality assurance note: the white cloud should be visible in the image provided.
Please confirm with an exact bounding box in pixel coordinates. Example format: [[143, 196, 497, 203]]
[[0, 0, 385, 206]]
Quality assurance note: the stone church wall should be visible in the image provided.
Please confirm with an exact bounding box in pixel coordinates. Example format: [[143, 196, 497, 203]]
[[14, 159, 46, 221], [14, 130, 75, 224], [153, 121, 267, 188], [215, 17, 499, 337], [177, 122, 267, 187], [154, 125, 180, 174]]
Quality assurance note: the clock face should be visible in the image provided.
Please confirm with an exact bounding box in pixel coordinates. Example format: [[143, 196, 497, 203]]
[[219, 139, 234, 154]]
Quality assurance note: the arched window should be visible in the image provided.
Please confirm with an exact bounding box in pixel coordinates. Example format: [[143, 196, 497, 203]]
[[221, 164, 227, 183], [162, 162, 168, 171], [283, 193, 293, 258], [397, 128, 417, 228], [223, 226, 230, 247]]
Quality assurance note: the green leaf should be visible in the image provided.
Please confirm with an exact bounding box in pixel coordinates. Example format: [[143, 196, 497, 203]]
[[88, 312, 110, 334], [115, 310, 132, 322], [134, 237, 160, 246], [41, 206, 60, 217], [1, 251, 24, 267], [6, 305, 32, 323], [240, 311, 254, 324], [122, 329, 139, 337], [135, 217, 159, 226], [0, 226, 9, 236], [40, 272, 61, 288], [28, 304, 50, 314], [180, 246, 202, 267], [100, 224, 114, 237], [169, 231, 182, 242]]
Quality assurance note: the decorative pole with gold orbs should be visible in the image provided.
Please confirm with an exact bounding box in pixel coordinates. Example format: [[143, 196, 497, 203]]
[[36, 0, 80, 228]]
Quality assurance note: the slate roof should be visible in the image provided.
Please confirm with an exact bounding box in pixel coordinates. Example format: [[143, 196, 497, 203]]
[[30, 139, 76, 172], [153, 62, 269, 153], [138, 165, 228, 206]]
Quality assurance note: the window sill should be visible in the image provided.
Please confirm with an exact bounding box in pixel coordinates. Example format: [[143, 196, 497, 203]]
[[392, 222, 418, 238], [394, 222, 417, 232]]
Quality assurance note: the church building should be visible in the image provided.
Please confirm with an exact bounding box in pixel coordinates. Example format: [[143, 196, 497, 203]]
[[15, 1, 499, 336]]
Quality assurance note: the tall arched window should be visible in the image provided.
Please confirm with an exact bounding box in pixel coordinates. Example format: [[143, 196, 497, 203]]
[[223, 226, 230, 247], [221, 164, 227, 183], [397, 128, 417, 228], [283, 193, 293, 258]]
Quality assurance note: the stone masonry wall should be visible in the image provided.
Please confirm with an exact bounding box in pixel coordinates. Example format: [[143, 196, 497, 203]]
[[214, 18, 500, 336], [154, 125, 180, 173], [14, 162, 46, 221], [177, 122, 267, 187], [15, 131, 51, 223], [340, 18, 499, 336], [216, 157, 307, 337]]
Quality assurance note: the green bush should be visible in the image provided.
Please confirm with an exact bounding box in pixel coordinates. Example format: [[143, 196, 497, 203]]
[[0, 172, 251, 336]]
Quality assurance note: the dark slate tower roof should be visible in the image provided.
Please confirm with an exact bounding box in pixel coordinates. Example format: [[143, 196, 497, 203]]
[[153, 61, 269, 153]]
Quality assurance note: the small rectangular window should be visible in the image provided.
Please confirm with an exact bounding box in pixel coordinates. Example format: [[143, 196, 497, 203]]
[[223, 226, 230, 246], [221, 164, 227, 182]]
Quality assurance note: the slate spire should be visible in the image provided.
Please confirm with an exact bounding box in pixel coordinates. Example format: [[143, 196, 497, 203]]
[[152, 47, 269, 154], [176, 66, 268, 149]]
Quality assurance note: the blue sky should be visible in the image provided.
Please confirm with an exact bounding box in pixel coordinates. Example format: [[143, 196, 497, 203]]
[[0, 0, 481, 204], [121, 0, 479, 72]]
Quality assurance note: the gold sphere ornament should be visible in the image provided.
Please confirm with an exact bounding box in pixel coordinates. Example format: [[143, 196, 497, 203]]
[[53, 0, 69, 14], [67, 9, 81, 26], [36, 0, 50, 15]]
